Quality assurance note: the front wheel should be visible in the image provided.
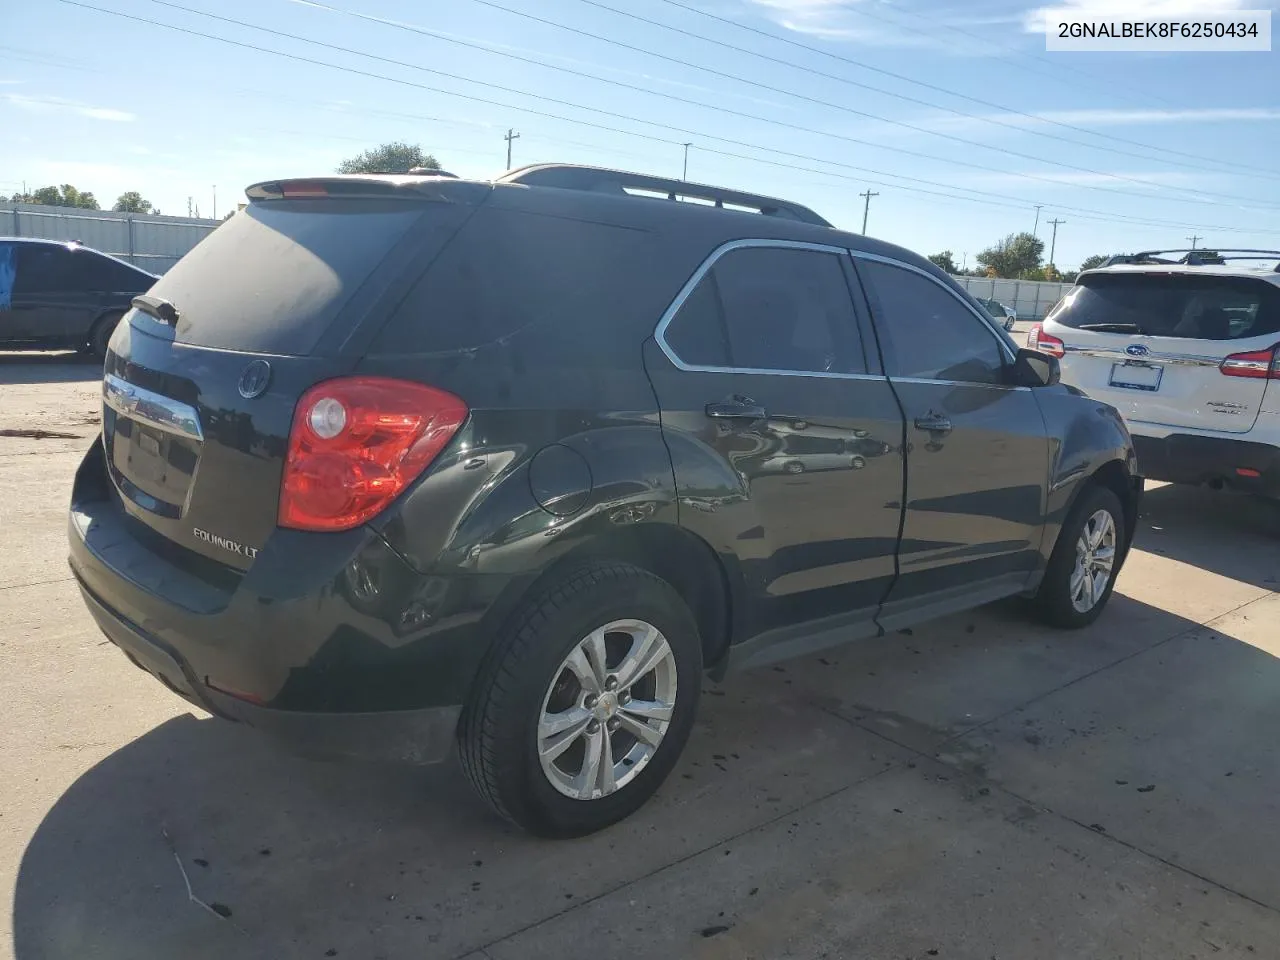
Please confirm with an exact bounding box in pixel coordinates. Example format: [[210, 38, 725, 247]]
[[1031, 484, 1126, 628], [458, 562, 703, 836]]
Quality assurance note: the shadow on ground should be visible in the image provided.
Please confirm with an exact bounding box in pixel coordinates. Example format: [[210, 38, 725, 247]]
[[1134, 483, 1280, 590], [0, 353, 100, 385], [18, 586, 1264, 960]]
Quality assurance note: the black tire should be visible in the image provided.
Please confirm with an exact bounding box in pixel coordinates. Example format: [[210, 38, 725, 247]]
[[458, 562, 703, 837], [86, 312, 122, 361], [1032, 484, 1126, 629]]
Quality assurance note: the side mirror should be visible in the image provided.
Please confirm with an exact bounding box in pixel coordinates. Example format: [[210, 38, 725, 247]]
[[1011, 347, 1061, 388]]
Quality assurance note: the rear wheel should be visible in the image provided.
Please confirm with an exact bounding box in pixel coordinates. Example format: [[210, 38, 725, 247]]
[[1032, 484, 1126, 628], [458, 562, 702, 836], [85, 312, 122, 361]]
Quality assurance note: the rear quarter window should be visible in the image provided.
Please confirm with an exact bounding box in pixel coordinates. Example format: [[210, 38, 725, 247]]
[[1049, 273, 1280, 340], [369, 205, 658, 355]]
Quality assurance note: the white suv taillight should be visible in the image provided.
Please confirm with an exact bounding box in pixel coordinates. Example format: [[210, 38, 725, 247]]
[[1027, 323, 1065, 358], [1219, 345, 1280, 380], [279, 377, 468, 532]]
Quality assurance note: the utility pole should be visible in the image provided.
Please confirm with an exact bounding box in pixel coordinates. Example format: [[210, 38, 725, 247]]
[[212, 184, 217, 220], [859, 190, 879, 235], [504, 128, 521, 170], [1047, 218, 1066, 266], [961, 252, 968, 272], [1186, 235, 1202, 250], [681, 142, 692, 181], [1033, 204, 1044, 237], [187, 197, 193, 218]]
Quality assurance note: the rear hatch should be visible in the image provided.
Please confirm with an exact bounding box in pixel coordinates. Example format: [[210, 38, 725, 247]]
[[100, 178, 485, 571], [1044, 271, 1280, 434]]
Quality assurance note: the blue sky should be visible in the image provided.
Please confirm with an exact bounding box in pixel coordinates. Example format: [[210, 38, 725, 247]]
[[2, 0, 1278, 269]]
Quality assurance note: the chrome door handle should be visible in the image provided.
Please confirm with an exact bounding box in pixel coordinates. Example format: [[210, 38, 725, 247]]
[[705, 396, 768, 420], [913, 414, 952, 434]]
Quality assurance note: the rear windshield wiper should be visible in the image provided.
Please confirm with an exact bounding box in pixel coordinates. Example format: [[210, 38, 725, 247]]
[[132, 294, 180, 326], [1077, 322, 1146, 333]]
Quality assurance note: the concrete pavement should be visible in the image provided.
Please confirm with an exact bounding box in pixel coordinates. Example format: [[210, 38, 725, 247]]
[[2, 352, 1277, 960]]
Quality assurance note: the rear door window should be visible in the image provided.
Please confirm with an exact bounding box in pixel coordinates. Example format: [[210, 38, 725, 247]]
[[1048, 273, 1280, 340], [662, 245, 867, 375], [145, 199, 429, 355], [74, 250, 152, 292]]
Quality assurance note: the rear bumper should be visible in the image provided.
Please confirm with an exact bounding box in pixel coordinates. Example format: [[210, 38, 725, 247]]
[[76, 574, 461, 764], [1131, 432, 1280, 497], [67, 441, 512, 764]]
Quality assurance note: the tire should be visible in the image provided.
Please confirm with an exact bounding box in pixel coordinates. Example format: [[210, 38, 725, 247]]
[[458, 562, 703, 837], [86, 312, 122, 361], [1032, 484, 1126, 629]]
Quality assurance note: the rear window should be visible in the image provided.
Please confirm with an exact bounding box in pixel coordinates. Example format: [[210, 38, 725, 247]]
[[148, 199, 426, 355], [1048, 273, 1280, 340]]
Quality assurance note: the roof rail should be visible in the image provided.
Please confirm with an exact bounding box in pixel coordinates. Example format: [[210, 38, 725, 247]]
[[498, 163, 832, 227], [1102, 248, 1280, 269]]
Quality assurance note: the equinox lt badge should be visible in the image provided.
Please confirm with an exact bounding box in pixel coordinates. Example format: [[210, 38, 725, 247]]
[[193, 527, 259, 559]]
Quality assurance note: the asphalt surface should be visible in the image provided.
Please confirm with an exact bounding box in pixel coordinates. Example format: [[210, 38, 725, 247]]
[[2, 348, 1279, 960]]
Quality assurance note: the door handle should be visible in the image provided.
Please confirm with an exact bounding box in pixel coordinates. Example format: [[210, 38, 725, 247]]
[[913, 414, 952, 434], [705, 396, 768, 420]]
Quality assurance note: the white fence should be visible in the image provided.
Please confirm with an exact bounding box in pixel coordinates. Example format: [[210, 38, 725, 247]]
[[953, 276, 1073, 321], [0, 203, 218, 274]]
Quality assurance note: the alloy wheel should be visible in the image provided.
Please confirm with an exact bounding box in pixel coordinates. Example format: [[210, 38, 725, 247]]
[[537, 619, 678, 801], [1071, 509, 1116, 613]]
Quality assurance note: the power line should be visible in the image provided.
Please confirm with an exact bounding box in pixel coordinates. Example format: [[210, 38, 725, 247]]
[[560, 0, 1280, 183], [51, 0, 1280, 237], [648, 0, 1275, 180], [277, 0, 1279, 209], [807, 0, 1181, 110]]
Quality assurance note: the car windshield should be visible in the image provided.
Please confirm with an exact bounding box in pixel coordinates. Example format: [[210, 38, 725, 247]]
[[1047, 273, 1280, 340]]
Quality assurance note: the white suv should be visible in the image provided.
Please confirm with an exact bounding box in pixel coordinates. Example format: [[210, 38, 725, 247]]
[[1028, 249, 1280, 499]]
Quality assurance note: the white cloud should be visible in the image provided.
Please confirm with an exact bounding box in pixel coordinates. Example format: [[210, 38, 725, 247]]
[[1025, 0, 1264, 32], [3, 94, 135, 122]]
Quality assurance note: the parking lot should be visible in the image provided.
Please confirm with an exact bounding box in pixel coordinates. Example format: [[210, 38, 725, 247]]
[[2, 345, 1278, 960]]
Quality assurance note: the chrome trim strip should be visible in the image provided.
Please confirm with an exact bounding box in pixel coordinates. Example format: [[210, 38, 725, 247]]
[[1061, 344, 1222, 367], [103, 373, 204, 442], [652, 239, 1018, 384], [653, 239, 887, 381]]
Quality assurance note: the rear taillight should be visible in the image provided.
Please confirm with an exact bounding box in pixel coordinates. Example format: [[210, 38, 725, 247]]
[[1027, 323, 1065, 358], [279, 377, 468, 532], [1219, 345, 1280, 379]]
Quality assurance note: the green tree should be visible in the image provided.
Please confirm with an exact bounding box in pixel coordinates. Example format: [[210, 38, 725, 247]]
[[337, 142, 441, 175], [28, 184, 99, 209], [113, 191, 152, 213], [976, 232, 1044, 279], [1078, 254, 1109, 272], [926, 250, 958, 273]]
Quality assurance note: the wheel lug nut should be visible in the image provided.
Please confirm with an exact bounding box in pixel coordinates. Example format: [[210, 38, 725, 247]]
[[587, 720, 601, 734], [584, 695, 597, 708], [605, 676, 618, 691]]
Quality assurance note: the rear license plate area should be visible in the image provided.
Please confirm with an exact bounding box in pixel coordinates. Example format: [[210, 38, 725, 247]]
[[1109, 361, 1163, 392]]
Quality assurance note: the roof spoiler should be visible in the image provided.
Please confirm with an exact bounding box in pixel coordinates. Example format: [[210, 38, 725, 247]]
[[499, 163, 832, 227], [244, 174, 478, 202], [1102, 248, 1280, 270]]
